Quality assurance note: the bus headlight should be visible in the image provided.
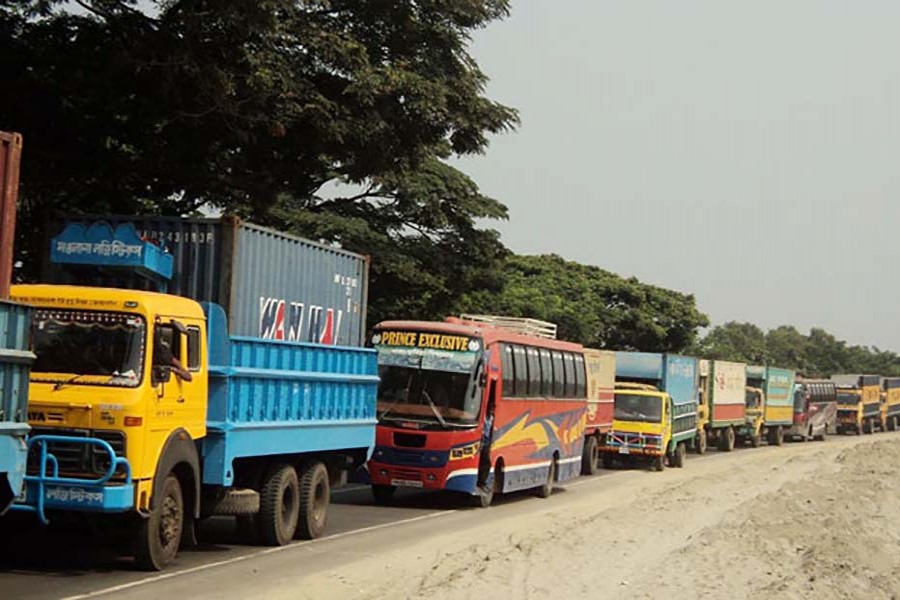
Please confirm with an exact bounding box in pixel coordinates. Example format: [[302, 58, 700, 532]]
[[450, 442, 480, 460]]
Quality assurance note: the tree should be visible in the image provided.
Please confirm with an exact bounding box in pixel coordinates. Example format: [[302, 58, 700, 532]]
[[1, 0, 518, 319], [692, 321, 769, 364], [458, 254, 710, 352]]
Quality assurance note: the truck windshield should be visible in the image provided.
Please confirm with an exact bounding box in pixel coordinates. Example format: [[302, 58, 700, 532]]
[[745, 390, 762, 408], [31, 309, 146, 387], [374, 331, 482, 428], [614, 393, 662, 423], [837, 393, 859, 405]]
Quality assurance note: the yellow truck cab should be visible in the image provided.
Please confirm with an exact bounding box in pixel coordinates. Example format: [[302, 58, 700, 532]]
[[739, 386, 766, 447], [601, 383, 674, 472], [833, 375, 881, 435]]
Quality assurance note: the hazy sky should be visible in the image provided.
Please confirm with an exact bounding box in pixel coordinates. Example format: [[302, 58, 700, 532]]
[[454, 1, 900, 350]]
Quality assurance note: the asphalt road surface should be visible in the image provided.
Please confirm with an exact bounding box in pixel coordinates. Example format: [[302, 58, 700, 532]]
[[0, 437, 861, 600]]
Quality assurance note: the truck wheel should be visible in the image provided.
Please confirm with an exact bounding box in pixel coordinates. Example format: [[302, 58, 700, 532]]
[[372, 484, 396, 505], [258, 464, 300, 546], [672, 442, 686, 468], [135, 474, 184, 571], [581, 436, 599, 476], [750, 430, 762, 448], [535, 459, 556, 498], [863, 419, 873, 435], [773, 425, 784, 447], [296, 462, 329, 540], [652, 454, 665, 472], [601, 452, 614, 469], [718, 427, 735, 452], [889, 417, 897, 432], [695, 429, 707, 455]]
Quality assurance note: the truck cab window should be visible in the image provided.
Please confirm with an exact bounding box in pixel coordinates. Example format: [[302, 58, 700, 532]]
[[187, 327, 201, 371]]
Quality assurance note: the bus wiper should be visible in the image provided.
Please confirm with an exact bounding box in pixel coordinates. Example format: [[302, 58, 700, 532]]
[[379, 373, 414, 421], [422, 389, 448, 430], [53, 373, 87, 391]]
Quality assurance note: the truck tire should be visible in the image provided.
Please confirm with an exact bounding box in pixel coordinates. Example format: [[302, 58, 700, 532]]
[[601, 452, 614, 469], [372, 484, 396, 505], [581, 436, 599, 476], [672, 442, 686, 468], [719, 427, 735, 452], [535, 459, 556, 499], [889, 417, 897, 432], [258, 464, 300, 546], [652, 454, 665, 471], [296, 462, 329, 540], [213, 489, 260, 516], [135, 474, 184, 571], [772, 425, 784, 446], [695, 429, 707, 455], [863, 419, 873, 435], [750, 430, 762, 448]]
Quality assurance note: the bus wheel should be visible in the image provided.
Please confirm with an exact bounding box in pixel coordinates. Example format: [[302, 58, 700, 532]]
[[672, 442, 686, 468], [371, 485, 396, 506], [695, 429, 707, 455], [135, 474, 184, 571], [581, 436, 599, 476], [258, 464, 300, 546], [474, 462, 502, 508], [535, 459, 556, 499], [296, 461, 329, 540]]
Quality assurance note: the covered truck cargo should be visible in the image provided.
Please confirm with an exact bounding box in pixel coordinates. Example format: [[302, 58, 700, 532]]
[[708, 360, 746, 426], [615, 352, 699, 438], [42, 217, 369, 347], [584, 349, 615, 434], [746, 366, 795, 426]]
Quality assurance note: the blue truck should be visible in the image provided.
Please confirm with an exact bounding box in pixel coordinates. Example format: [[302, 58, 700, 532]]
[[0, 300, 34, 514], [601, 352, 700, 469], [6, 221, 378, 570]]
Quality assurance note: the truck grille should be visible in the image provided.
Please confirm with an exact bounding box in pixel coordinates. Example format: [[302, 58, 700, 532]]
[[28, 428, 126, 477]]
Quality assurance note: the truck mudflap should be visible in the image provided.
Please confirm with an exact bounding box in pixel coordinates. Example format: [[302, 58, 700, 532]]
[[602, 431, 664, 456], [9, 435, 134, 523]]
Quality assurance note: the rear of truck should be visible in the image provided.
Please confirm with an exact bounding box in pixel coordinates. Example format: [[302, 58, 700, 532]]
[[581, 349, 615, 475], [703, 360, 747, 452], [0, 300, 34, 513]]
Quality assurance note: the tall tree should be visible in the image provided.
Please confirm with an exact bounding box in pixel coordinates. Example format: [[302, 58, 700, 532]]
[[458, 254, 710, 352], [1, 0, 518, 320]]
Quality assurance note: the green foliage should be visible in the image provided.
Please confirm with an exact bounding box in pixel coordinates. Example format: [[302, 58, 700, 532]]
[[1, 0, 518, 317], [694, 321, 900, 377], [458, 254, 710, 353]]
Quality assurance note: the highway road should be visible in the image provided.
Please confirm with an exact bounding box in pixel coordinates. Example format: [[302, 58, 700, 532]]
[[0, 436, 868, 600]]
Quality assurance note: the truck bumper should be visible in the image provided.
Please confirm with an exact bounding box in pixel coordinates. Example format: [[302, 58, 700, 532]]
[[601, 431, 665, 456], [8, 435, 134, 523]]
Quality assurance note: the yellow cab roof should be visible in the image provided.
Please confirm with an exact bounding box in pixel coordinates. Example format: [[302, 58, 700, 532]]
[[614, 387, 664, 397], [10, 284, 205, 320]]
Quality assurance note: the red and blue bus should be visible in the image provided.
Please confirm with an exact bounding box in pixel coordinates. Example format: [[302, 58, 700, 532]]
[[367, 317, 588, 507]]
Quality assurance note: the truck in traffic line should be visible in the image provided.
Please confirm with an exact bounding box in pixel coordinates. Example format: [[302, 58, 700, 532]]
[[740, 366, 795, 446], [696, 360, 746, 452], [580, 349, 615, 475], [788, 379, 837, 441], [831, 374, 881, 435], [600, 352, 699, 471], [880, 378, 900, 431], [6, 221, 378, 571]]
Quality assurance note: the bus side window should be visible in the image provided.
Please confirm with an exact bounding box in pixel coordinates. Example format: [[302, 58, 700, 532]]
[[501, 344, 516, 397], [574, 354, 586, 397], [526, 346, 541, 398], [563, 353, 576, 398], [539, 348, 553, 397], [512, 345, 528, 398], [551, 351, 565, 398]]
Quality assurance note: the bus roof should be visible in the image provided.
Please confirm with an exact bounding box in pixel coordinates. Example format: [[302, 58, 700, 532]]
[[375, 319, 584, 352]]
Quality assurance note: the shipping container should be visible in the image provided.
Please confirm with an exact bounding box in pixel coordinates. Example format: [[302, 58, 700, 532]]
[[0, 300, 34, 513], [41, 216, 369, 347]]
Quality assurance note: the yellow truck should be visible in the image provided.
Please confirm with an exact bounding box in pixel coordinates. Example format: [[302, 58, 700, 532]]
[[880, 378, 900, 431], [832, 374, 881, 435]]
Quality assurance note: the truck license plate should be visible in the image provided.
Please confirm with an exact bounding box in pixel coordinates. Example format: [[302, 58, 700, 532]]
[[618, 447, 630, 455], [391, 479, 423, 488]]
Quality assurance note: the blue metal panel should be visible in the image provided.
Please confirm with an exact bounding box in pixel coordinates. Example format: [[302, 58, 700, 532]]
[[661, 355, 699, 407], [0, 300, 33, 514], [615, 351, 664, 381], [202, 332, 378, 485]]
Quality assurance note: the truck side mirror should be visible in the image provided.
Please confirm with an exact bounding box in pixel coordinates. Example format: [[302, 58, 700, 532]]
[[152, 365, 172, 385]]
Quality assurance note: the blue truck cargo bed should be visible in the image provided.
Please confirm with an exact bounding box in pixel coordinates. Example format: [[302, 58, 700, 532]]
[[0, 300, 35, 513]]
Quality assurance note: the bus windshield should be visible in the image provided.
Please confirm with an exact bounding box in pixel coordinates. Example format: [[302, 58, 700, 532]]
[[31, 309, 146, 387], [614, 393, 662, 423], [374, 330, 482, 428]]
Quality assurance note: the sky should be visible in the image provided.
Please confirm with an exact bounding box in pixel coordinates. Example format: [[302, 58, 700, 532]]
[[453, 1, 900, 351]]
